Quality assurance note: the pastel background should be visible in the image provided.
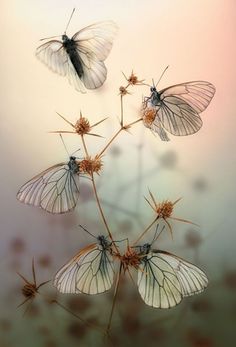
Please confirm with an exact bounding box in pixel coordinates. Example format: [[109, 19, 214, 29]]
[[1, 0, 235, 346]]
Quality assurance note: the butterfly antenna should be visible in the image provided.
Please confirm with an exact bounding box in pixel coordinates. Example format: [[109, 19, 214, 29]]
[[151, 224, 160, 245], [153, 224, 166, 244], [39, 35, 61, 41], [65, 8, 75, 34], [59, 134, 70, 157], [78, 224, 96, 239], [71, 148, 81, 157], [155, 65, 169, 88]]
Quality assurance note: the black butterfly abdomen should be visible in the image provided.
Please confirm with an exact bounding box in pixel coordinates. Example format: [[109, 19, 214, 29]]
[[63, 38, 83, 78]]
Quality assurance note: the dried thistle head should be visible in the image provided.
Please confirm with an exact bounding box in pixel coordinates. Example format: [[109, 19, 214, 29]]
[[22, 283, 37, 299], [79, 155, 103, 175], [156, 200, 174, 219], [123, 71, 145, 86], [119, 247, 141, 272], [142, 107, 156, 127], [51, 111, 107, 138], [145, 190, 197, 239], [119, 86, 129, 96], [75, 116, 91, 135], [17, 258, 50, 314]]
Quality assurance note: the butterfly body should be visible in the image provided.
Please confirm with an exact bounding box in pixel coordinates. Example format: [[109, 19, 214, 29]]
[[68, 156, 80, 173], [97, 235, 112, 251], [62, 35, 84, 78], [148, 86, 162, 107]]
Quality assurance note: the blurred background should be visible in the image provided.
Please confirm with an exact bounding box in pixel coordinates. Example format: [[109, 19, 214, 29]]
[[1, 0, 236, 346]]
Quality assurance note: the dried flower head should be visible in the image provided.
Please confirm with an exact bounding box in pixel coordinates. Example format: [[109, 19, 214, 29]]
[[142, 106, 156, 127], [123, 70, 145, 86], [145, 190, 196, 238], [79, 155, 103, 175], [51, 111, 107, 138], [119, 86, 129, 96], [75, 116, 91, 135], [17, 258, 50, 314], [118, 247, 141, 272]]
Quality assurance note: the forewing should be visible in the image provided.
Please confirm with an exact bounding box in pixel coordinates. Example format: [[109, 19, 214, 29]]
[[160, 81, 215, 113], [137, 252, 182, 308], [36, 40, 68, 76], [17, 163, 80, 214], [156, 251, 208, 296], [156, 96, 203, 136], [54, 244, 114, 294], [72, 21, 117, 89], [36, 40, 86, 92], [73, 21, 118, 61]]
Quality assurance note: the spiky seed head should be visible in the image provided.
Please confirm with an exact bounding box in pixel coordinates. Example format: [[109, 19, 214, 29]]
[[75, 117, 91, 135]]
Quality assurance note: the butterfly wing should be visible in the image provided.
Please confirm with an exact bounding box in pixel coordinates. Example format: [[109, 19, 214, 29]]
[[36, 40, 68, 76], [137, 251, 182, 308], [72, 21, 118, 89], [160, 81, 215, 114], [150, 81, 215, 136], [36, 40, 86, 93], [152, 96, 203, 136], [54, 243, 114, 294], [17, 163, 80, 214], [156, 251, 208, 296]]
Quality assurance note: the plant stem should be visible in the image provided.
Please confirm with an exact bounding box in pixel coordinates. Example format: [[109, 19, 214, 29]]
[[98, 117, 143, 157], [81, 134, 89, 157], [106, 263, 122, 334], [91, 172, 119, 253], [52, 299, 105, 334], [132, 216, 159, 246], [120, 95, 124, 127]]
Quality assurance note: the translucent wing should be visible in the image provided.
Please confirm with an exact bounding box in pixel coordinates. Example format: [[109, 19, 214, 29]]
[[149, 117, 170, 141], [54, 243, 114, 294], [36, 40, 86, 93], [160, 81, 216, 114], [156, 251, 208, 296], [72, 21, 118, 89], [137, 251, 182, 308], [17, 163, 80, 214], [73, 21, 118, 61], [154, 96, 203, 136], [36, 40, 68, 76]]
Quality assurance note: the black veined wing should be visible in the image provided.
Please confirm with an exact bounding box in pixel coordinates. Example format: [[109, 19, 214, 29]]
[[54, 236, 114, 294], [36, 20, 118, 92], [154, 250, 208, 297], [137, 244, 208, 308], [144, 81, 215, 138], [16, 156, 80, 214]]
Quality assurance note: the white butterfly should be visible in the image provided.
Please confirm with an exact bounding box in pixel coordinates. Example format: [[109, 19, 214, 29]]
[[17, 156, 80, 214], [36, 10, 118, 92], [143, 81, 215, 141], [137, 243, 208, 308], [54, 235, 114, 294]]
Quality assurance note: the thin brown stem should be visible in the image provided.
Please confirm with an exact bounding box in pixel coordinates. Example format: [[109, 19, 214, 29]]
[[81, 134, 89, 157], [98, 117, 143, 158], [52, 300, 105, 334], [106, 263, 122, 334], [98, 128, 123, 157], [132, 216, 159, 246], [91, 172, 118, 253], [120, 95, 124, 127]]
